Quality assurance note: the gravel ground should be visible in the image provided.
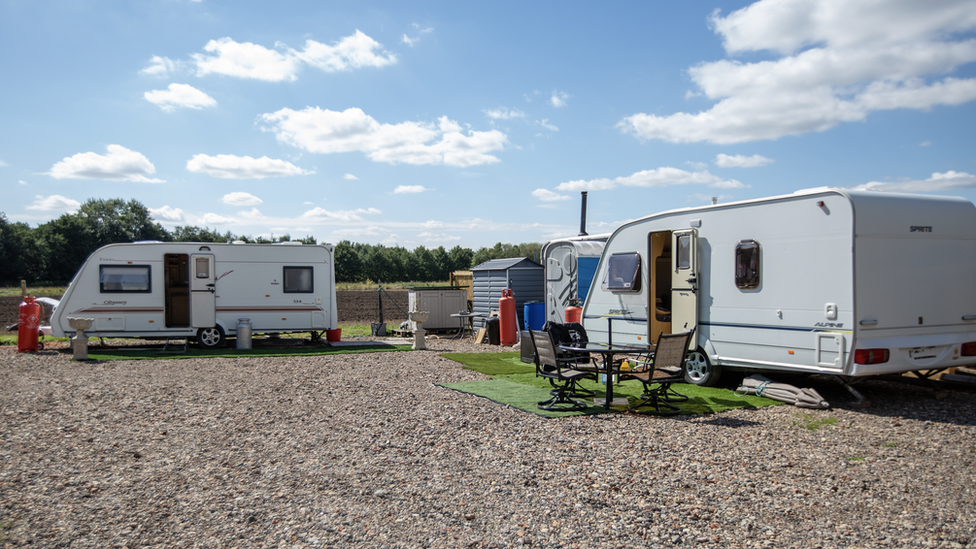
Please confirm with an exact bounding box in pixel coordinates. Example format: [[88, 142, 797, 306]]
[[1, 337, 975, 549]]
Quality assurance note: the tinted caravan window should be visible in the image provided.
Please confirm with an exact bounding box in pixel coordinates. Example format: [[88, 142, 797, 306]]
[[735, 240, 760, 290], [601, 253, 641, 292], [99, 265, 151, 293], [283, 266, 313, 293]]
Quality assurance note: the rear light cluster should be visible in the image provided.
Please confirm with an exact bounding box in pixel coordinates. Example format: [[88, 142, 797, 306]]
[[962, 342, 976, 356], [854, 348, 889, 365]]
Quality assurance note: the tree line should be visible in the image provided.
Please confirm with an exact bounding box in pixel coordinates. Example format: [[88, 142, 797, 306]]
[[0, 198, 543, 286]]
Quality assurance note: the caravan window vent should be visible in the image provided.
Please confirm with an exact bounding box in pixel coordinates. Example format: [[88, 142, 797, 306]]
[[283, 266, 314, 293], [601, 252, 641, 292], [99, 265, 151, 293], [735, 240, 761, 290]]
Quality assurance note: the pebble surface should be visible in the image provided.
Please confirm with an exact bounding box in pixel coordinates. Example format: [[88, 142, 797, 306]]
[[1, 338, 975, 548]]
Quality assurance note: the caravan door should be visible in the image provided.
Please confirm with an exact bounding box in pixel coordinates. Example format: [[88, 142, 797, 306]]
[[671, 230, 698, 345], [189, 254, 216, 328]]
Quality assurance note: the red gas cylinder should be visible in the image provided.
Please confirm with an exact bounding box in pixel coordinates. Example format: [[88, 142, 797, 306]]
[[499, 289, 517, 346], [565, 305, 582, 324], [18, 296, 40, 353]]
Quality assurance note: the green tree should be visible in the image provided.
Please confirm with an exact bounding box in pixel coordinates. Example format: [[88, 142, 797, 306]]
[[76, 198, 170, 244], [334, 240, 363, 282], [448, 245, 474, 271], [172, 225, 237, 242]]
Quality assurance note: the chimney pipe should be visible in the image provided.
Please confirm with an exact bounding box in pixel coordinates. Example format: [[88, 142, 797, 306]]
[[579, 191, 588, 236]]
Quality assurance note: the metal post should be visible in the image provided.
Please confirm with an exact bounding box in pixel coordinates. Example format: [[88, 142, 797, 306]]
[[579, 191, 588, 236]]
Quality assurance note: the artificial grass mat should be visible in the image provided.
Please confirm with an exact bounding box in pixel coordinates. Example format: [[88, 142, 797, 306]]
[[86, 343, 412, 361], [440, 352, 781, 418]]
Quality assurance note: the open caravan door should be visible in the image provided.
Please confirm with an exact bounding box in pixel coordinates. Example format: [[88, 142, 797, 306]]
[[671, 229, 698, 347], [190, 253, 216, 329]]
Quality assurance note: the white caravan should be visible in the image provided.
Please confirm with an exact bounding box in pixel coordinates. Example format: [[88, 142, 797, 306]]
[[50, 241, 338, 347], [581, 188, 976, 387], [542, 234, 609, 324]]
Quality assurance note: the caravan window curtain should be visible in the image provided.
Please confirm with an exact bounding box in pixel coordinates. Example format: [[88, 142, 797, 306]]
[[601, 252, 641, 292], [283, 266, 314, 293], [735, 240, 761, 290], [99, 265, 151, 293]]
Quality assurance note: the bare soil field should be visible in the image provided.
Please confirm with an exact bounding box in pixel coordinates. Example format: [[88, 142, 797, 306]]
[[1, 290, 408, 331]]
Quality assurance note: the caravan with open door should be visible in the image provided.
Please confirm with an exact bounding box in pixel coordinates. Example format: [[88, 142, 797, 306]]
[[581, 188, 976, 386], [49, 241, 337, 347]]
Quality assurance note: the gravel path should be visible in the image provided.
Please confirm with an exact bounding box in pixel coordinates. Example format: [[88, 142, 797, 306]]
[[1, 338, 974, 548]]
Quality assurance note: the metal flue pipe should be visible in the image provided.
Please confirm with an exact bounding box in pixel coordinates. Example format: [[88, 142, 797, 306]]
[[578, 191, 588, 236]]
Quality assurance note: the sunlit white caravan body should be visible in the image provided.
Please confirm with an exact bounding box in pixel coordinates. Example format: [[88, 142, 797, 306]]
[[542, 234, 609, 324], [581, 188, 976, 385], [51, 241, 337, 347]]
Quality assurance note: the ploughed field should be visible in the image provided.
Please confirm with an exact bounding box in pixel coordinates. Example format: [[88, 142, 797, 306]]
[[0, 290, 409, 331]]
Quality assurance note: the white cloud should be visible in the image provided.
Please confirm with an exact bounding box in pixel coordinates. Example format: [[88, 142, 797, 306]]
[[532, 189, 572, 202], [394, 185, 429, 194], [343, 173, 358, 180], [417, 232, 461, 242], [200, 213, 235, 224], [556, 167, 746, 192], [191, 31, 396, 82], [299, 206, 382, 223], [187, 154, 313, 179], [260, 107, 508, 167], [238, 208, 264, 219], [852, 170, 976, 192], [484, 107, 526, 120], [550, 91, 569, 108], [537, 119, 559, 131], [192, 37, 302, 81], [0, 160, 8, 167], [402, 24, 434, 47], [221, 192, 263, 206], [619, 0, 976, 144], [18, 180, 27, 185], [149, 205, 186, 222], [26, 195, 81, 212], [715, 153, 774, 168], [331, 225, 384, 239], [144, 83, 217, 112], [140, 55, 181, 77], [299, 30, 397, 72], [919, 141, 932, 147], [48, 144, 164, 183]]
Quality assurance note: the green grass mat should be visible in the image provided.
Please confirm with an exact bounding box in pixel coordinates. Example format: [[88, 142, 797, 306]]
[[87, 343, 412, 361], [440, 352, 781, 417]]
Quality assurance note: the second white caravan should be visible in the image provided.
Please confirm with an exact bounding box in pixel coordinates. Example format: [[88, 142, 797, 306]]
[[50, 241, 338, 347], [581, 188, 976, 386]]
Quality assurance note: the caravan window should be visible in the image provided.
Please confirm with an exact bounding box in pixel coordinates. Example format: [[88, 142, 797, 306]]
[[735, 240, 761, 290], [283, 266, 313, 293], [601, 252, 641, 292], [99, 265, 151, 293]]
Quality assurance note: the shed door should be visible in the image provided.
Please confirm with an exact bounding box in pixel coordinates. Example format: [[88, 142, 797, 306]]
[[189, 254, 216, 328], [671, 230, 698, 347]]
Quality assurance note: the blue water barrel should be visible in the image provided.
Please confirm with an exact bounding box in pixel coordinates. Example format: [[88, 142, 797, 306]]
[[524, 301, 545, 331]]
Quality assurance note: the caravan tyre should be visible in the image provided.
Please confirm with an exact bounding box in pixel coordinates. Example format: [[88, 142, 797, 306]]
[[197, 326, 225, 349], [684, 349, 721, 387]]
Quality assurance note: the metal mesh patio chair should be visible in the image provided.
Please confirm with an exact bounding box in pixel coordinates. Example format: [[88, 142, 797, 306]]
[[530, 329, 598, 411], [620, 330, 695, 415]]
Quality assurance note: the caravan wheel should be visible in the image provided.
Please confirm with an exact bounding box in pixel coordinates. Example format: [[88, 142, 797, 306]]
[[197, 326, 225, 349], [684, 349, 722, 387]]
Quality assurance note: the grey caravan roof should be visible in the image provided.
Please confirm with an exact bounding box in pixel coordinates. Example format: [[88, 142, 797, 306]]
[[470, 257, 544, 329]]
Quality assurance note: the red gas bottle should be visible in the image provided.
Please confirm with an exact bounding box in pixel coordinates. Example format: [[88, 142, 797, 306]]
[[565, 298, 582, 324], [499, 289, 517, 346], [18, 296, 40, 353]]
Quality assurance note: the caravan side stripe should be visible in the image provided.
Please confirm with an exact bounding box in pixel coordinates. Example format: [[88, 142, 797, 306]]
[[581, 316, 851, 335]]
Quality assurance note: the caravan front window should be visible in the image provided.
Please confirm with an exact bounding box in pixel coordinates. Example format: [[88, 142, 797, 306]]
[[735, 240, 761, 290], [601, 253, 641, 292], [283, 266, 313, 293], [99, 265, 151, 293]]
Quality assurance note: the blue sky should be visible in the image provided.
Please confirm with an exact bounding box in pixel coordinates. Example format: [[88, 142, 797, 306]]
[[3, 0, 975, 250]]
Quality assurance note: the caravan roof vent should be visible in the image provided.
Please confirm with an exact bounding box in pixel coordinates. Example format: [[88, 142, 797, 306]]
[[274, 241, 303, 245], [231, 240, 246, 244]]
